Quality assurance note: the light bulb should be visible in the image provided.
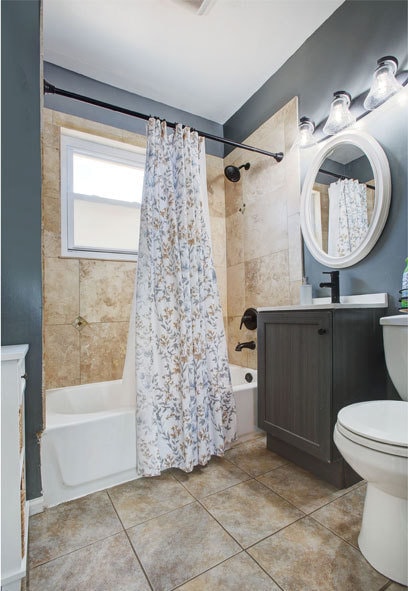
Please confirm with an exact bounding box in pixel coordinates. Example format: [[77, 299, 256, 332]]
[[298, 117, 316, 148], [364, 56, 403, 110], [323, 91, 356, 136]]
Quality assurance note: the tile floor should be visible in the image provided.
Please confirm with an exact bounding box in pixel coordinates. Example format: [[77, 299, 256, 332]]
[[26, 435, 407, 591]]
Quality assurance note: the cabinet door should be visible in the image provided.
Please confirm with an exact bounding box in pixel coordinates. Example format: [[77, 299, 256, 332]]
[[258, 312, 332, 461]]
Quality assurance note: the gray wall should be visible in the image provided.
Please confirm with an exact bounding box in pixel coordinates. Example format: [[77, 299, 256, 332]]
[[1, 0, 43, 499], [225, 0, 408, 313], [44, 62, 225, 158]]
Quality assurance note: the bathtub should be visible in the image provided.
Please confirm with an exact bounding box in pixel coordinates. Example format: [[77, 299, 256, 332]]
[[41, 364, 259, 507]]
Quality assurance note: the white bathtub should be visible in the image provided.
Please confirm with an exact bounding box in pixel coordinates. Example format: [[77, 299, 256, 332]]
[[41, 364, 258, 507]]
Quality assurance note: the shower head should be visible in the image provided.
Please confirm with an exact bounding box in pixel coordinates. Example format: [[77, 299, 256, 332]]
[[224, 162, 250, 182]]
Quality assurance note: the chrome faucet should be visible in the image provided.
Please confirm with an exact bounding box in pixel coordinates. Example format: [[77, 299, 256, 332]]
[[319, 270, 340, 303], [235, 341, 256, 352]]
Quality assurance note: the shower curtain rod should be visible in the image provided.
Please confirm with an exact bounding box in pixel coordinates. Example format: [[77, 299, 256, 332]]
[[43, 81, 284, 162], [319, 167, 375, 190]]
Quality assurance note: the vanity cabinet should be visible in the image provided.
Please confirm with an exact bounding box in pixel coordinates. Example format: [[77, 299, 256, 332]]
[[257, 309, 386, 487], [1, 345, 29, 591]]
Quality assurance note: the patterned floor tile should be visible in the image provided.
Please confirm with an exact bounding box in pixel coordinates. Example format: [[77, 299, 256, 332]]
[[248, 516, 388, 591], [172, 456, 250, 498], [225, 436, 288, 476], [108, 472, 194, 528], [258, 462, 348, 513], [311, 483, 366, 547], [175, 552, 281, 590], [28, 491, 122, 567], [202, 479, 304, 547], [127, 501, 240, 591], [28, 532, 150, 591]]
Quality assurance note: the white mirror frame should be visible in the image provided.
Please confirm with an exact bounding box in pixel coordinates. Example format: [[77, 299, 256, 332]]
[[300, 130, 391, 268]]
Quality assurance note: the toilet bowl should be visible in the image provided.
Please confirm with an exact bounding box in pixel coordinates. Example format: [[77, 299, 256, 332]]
[[333, 314, 408, 585]]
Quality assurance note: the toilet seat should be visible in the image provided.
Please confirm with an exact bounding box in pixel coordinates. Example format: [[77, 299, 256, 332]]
[[337, 400, 408, 458]]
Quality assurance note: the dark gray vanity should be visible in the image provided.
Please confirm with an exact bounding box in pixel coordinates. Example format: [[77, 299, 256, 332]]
[[257, 297, 388, 488]]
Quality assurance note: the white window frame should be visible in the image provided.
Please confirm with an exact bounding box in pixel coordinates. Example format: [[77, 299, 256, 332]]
[[60, 128, 145, 261]]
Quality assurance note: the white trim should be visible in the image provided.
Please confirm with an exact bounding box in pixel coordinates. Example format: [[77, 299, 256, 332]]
[[28, 496, 44, 515], [300, 130, 391, 269], [60, 129, 145, 262]]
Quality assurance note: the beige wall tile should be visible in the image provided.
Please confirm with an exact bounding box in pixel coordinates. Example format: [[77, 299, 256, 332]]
[[243, 186, 288, 262], [227, 317, 248, 368], [42, 196, 60, 258], [206, 155, 225, 219], [227, 319, 256, 369], [245, 251, 290, 309], [246, 346, 257, 370], [80, 322, 129, 383], [210, 216, 226, 268], [53, 112, 123, 142], [284, 149, 301, 217], [42, 121, 60, 149], [224, 175, 244, 218], [224, 97, 300, 373], [283, 97, 299, 153], [44, 325, 80, 389], [80, 260, 136, 323], [226, 212, 244, 267], [42, 100, 302, 384], [42, 108, 53, 128], [121, 130, 146, 149], [43, 257, 79, 324], [290, 280, 302, 305], [42, 145, 60, 195], [227, 264, 245, 318]]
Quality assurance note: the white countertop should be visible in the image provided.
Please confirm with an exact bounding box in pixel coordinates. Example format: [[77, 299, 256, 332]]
[[258, 293, 388, 312]]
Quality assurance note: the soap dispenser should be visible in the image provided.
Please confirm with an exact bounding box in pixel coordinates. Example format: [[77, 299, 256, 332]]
[[400, 257, 408, 310], [300, 277, 313, 305]]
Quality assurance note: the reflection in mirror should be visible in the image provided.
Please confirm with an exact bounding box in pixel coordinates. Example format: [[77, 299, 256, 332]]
[[300, 130, 391, 269], [310, 144, 375, 257]]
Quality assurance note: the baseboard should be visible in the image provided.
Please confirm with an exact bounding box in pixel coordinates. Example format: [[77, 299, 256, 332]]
[[28, 496, 44, 516]]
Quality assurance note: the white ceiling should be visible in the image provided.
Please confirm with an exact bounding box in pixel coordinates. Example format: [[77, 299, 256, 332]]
[[43, 0, 344, 124]]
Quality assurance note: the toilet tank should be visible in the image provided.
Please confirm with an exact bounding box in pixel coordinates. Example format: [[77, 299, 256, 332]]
[[380, 315, 408, 401]]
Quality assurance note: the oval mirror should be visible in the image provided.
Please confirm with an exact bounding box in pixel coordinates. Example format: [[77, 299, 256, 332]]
[[300, 130, 391, 268]]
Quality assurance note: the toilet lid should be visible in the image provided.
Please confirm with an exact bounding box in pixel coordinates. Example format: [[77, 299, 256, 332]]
[[337, 401, 408, 447]]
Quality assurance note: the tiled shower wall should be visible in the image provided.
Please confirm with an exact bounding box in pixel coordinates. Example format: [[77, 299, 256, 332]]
[[225, 97, 302, 368], [41, 108, 227, 390], [42, 97, 301, 389]]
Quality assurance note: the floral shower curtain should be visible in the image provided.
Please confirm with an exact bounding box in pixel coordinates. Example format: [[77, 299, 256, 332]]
[[127, 118, 236, 477], [328, 178, 369, 257]]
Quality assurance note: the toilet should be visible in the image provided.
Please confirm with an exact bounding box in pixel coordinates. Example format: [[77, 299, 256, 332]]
[[334, 314, 408, 585]]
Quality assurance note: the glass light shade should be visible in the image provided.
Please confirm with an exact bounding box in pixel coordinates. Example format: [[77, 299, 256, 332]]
[[323, 91, 356, 136], [298, 117, 316, 148], [364, 56, 403, 110]]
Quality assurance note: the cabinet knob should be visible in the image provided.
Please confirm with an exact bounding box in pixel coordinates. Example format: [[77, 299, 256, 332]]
[[318, 328, 327, 335], [21, 373, 28, 379]]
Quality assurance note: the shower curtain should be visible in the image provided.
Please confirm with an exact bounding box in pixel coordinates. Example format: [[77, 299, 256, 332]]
[[123, 118, 236, 477], [328, 178, 369, 257]]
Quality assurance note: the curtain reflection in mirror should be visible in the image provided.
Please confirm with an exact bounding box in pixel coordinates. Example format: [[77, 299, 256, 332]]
[[328, 179, 368, 256]]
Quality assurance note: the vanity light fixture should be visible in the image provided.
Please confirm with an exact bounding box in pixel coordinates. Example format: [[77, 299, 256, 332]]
[[298, 117, 317, 148], [363, 56, 403, 110], [323, 91, 356, 136]]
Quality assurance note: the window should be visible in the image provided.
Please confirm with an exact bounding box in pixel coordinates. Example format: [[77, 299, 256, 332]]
[[60, 129, 145, 261]]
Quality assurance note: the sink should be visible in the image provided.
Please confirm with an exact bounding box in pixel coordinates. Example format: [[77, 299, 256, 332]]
[[258, 293, 388, 312]]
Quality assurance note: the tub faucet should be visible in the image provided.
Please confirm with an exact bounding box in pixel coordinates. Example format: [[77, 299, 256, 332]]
[[319, 270, 340, 303], [235, 341, 256, 352]]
